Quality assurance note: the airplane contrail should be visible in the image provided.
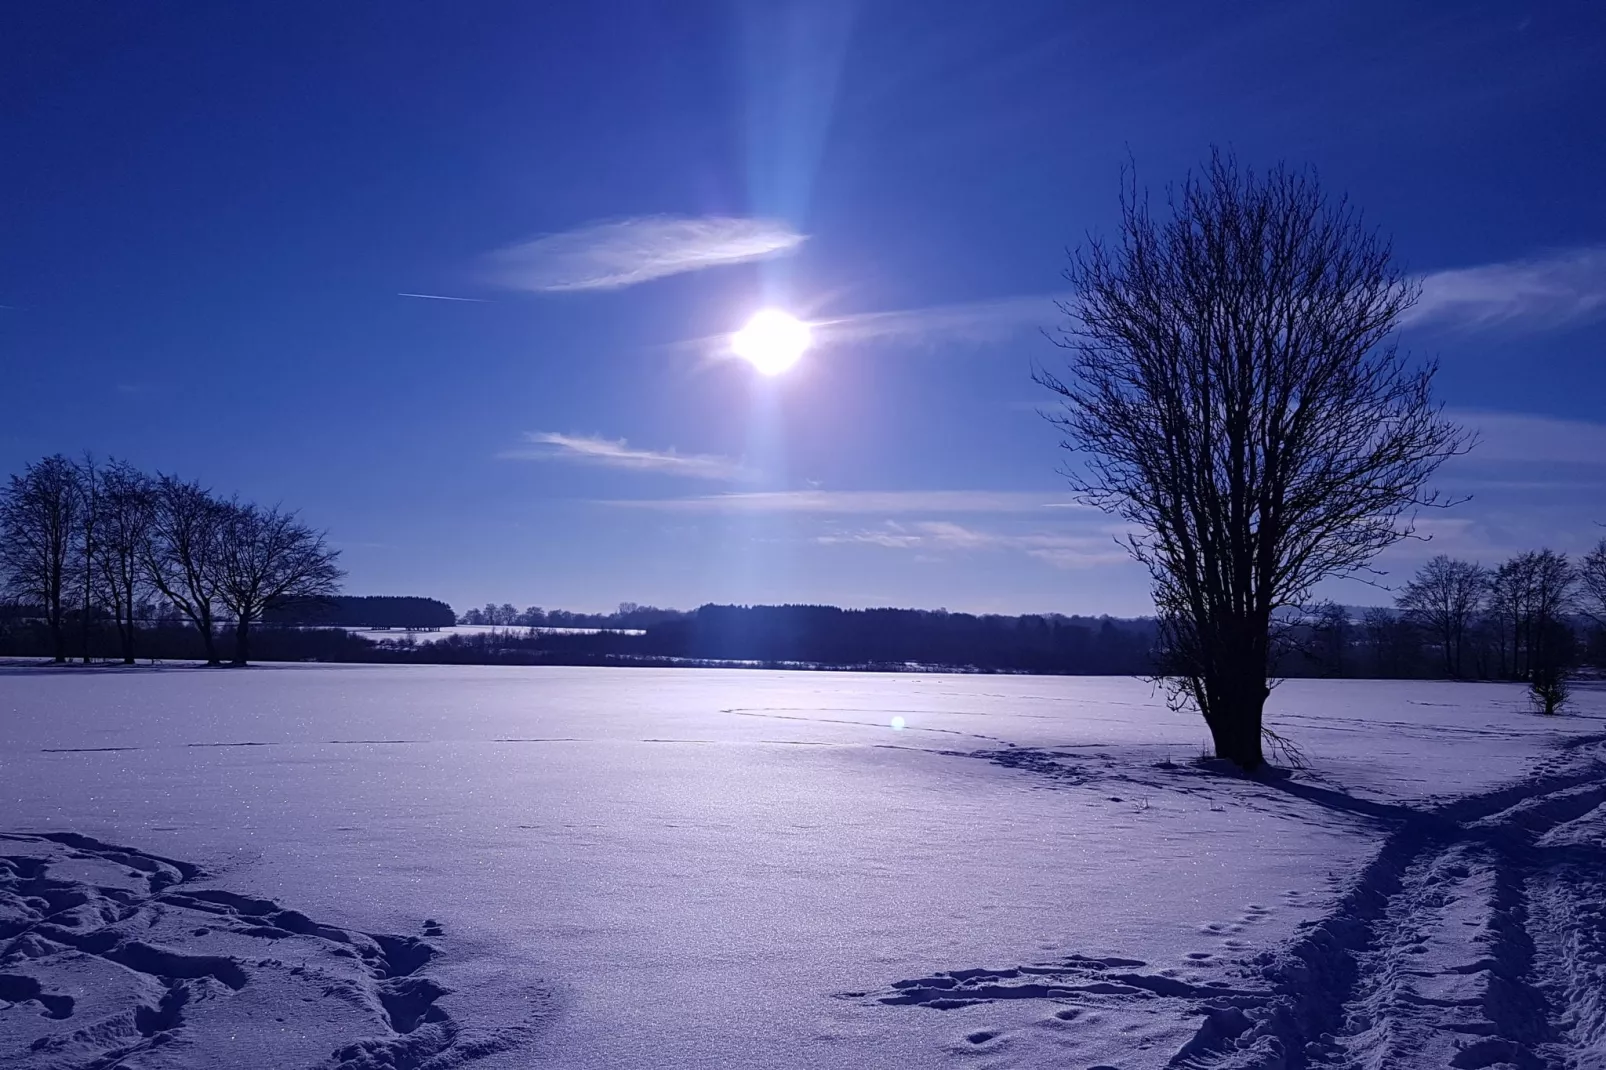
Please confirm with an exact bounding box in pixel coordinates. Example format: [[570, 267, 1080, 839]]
[[397, 292, 489, 302]]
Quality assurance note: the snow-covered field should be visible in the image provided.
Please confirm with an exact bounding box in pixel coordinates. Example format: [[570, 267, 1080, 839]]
[[2, 666, 1603, 1069]]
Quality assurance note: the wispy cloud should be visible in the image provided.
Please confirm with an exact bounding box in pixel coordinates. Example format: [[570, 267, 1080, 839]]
[[816, 294, 1061, 349], [500, 432, 751, 481], [799, 246, 1606, 352], [599, 490, 1085, 514], [488, 215, 805, 293], [398, 292, 489, 302], [1406, 247, 1606, 330], [1372, 511, 1604, 569], [1446, 410, 1606, 466], [817, 520, 1127, 569]]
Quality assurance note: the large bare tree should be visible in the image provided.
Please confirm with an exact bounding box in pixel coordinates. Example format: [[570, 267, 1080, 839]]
[[143, 475, 227, 666], [95, 460, 157, 665], [0, 455, 82, 663], [1039, 152, 1466, 769], [1395, 555, 1487, 678], [215, 501, 343, 665]]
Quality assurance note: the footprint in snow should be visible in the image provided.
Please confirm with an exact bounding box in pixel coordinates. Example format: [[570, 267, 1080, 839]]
[[0, 831, 546, 1070]]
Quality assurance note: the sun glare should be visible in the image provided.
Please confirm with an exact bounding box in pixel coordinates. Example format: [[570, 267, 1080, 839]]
[[731, 308, 811, 375]]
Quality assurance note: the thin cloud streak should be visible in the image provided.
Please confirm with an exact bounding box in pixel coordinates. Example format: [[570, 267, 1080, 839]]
[[816, 294, 1061, 348], [489, 215, 805, 292], [501, 432, 751, 481], [1446, 409, 1606, 465], [1373, 511, 1604, 568], [1406, 247, 1606, 330], [600, 490, 1087, 514], [817, 520, 1127, 569], [808, 246, 1605, 352], [398, 292, 489, 302]]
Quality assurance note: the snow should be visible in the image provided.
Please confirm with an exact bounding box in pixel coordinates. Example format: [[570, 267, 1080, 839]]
[[1, 666, 1603, 1068]]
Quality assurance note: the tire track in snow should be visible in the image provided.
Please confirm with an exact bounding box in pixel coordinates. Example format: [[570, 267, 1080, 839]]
[[1523, 790, 1606, 1070], [853, 733, 1606, 1070], [1199, 736, 1606, 1070]]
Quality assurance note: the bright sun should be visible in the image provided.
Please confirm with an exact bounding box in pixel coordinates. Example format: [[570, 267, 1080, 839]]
[[731, 309, 811, 375]]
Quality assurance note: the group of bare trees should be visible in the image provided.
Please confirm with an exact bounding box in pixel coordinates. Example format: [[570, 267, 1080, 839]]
[[1394, 545, 1606, 711], [0, 455, 343, 666]]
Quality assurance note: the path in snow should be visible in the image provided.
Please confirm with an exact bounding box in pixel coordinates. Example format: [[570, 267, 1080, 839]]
[[855, 733, 1606, 1069]]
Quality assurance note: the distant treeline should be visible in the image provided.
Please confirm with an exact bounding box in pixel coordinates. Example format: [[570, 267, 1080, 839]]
[[265, 595, 456, 629], [650, 605, 1156, 672], [378, 604, 1163, 674], [393, 546, 1606, 680], [457, 601, 683, 630], [0, 599, 1161, 675], [0, 613, 381, 664], [453, 601, 1154, 672]]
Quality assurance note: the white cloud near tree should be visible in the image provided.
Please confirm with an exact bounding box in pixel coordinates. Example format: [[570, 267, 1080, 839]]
[[1405, 247, 1606, 330]]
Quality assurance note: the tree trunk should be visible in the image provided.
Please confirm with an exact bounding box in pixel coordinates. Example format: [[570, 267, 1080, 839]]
[[1212, 699, 1266, 770], [233, 618, 250, 667], [50, 601, 66, 664], [1201, 653, 1269, 771], [119, 609, 136, 666], [82, 575, 92, 664], [199, 618, 219, 666]]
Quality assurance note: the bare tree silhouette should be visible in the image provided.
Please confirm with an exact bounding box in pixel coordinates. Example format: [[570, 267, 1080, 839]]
[[94, 460, 157, 664], [1039, 151, 1467, 769], [144, 476, 228, 666], [215, 501, 343, 666], [0, 455, 81, 663], [1396, 555, 1488, 679], [73, 453, 100, 664]]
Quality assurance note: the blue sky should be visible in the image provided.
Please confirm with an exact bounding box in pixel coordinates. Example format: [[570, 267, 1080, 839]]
[[3, 1, 1604, 616]]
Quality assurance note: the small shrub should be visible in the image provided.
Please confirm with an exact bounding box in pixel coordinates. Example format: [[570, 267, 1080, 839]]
[[1530, 666, 1571, 715]]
